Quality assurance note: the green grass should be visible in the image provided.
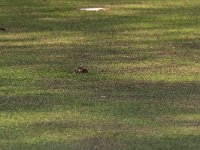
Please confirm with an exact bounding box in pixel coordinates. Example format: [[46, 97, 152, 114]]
[[0, 0, 200, 149]]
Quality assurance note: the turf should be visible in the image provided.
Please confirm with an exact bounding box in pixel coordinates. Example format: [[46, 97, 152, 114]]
[[0, 0, 200, 149]]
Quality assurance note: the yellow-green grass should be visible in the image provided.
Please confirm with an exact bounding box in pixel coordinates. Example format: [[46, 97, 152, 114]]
[[0, 0, 200, 149]]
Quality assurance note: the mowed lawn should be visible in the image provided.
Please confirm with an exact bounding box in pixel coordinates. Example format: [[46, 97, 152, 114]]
[[0, 0, 200, 149]]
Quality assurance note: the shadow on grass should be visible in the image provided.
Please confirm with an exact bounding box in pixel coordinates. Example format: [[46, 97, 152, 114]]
[[0, 80, 200, 116], [1, 0, 200, 33], [1, 133, 200, 150], [70, 134, 200, 150]]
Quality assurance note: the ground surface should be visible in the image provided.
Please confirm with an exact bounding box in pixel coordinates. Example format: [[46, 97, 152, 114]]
[[0, 0, 200, 149]]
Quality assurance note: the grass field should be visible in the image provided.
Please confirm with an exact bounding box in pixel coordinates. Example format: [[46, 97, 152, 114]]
[[0, 0, 200, 149]]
